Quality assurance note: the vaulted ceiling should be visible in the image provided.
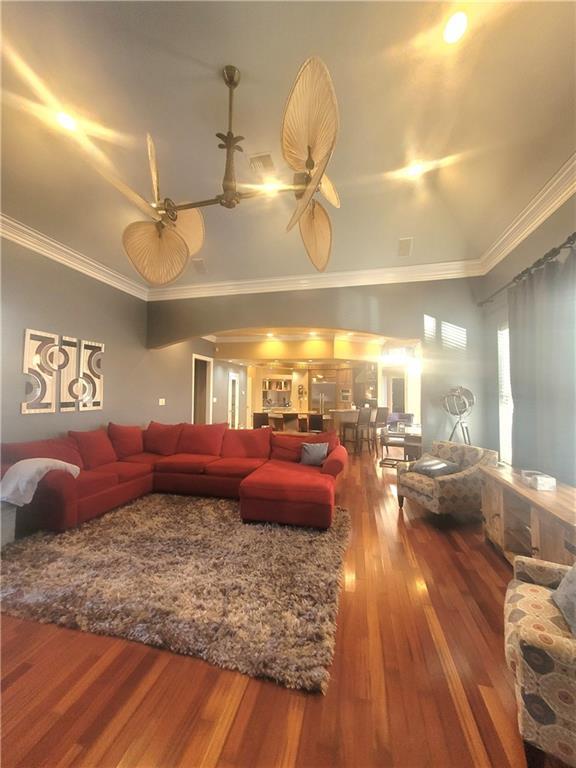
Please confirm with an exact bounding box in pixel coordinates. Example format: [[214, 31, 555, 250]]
[[2, 2, 575, 290]]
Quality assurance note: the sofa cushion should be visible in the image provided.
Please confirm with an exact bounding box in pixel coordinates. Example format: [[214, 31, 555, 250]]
[[122, 452, 160, 467], [205, 457, 267, 478], [270, 432, 339, 463], [143, 421, 183, 455], [68, 430, 117, 469], [75, 470, 119, 499], [240, 460, 334, 505], [221, 428, 271, 459], [177, 423, 228, 456], [97, 461, 152, 483], [2, 438, 84, 469], [154, 454, 220, 474], [108, 423, 143, 459]]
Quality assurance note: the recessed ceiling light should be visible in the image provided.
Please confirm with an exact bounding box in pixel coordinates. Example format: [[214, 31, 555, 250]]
[[309, 331, 317, 337], [267, 332, 274, 338], [308, 359, 313, 362], [444, 12, 468, 44], [56, 111, 77, 132]]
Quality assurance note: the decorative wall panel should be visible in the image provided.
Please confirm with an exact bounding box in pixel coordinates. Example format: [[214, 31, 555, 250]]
[[79, 340, 104, 411], [21, 329, 59, 415], [21, 330, 104, 414], [59, 336, 80, 412]]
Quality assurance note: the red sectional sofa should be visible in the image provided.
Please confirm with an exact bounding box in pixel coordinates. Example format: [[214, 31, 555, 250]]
[[1, 422, 348, 534]]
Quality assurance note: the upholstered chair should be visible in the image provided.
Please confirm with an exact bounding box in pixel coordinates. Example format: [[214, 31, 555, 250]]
[[505, 557, 576, 767], [396, 440, 498, 516]]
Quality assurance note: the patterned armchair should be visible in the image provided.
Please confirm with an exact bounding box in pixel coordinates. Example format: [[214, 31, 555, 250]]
[[396, 440, 498, 516], [505, 557, 575, 767]]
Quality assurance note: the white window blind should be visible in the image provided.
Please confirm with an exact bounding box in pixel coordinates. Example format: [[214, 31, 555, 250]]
[[497, 326, 513, 464]]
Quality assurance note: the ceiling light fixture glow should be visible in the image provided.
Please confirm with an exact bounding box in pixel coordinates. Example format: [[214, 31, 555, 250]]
[[260, 177, 284, 197], [443, 12, 468, 44], [56, 111, 78, 132]]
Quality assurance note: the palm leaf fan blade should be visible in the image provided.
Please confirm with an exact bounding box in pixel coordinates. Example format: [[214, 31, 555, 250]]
[[299, 200, 332, 272], [281, 57, 339, 172], [174, 208, 205, 256], [146, 133, 160, 205], [122, 221, 189, 285], [286, 152, 331, 232], [320, 173, 340, 208]]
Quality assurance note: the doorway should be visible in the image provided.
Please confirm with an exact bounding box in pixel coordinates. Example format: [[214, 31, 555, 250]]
[[391, 376, 406, 413], [192, 354, 213, 424], [228, 372, 240, 428]]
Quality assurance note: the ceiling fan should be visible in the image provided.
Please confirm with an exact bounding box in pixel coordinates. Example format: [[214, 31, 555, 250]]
[[115, 57, 340, 285]]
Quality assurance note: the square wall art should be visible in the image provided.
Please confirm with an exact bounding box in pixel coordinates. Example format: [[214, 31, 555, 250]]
[[22, 329, 104, 414]]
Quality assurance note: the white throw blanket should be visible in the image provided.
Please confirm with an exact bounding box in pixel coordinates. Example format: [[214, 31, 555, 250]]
[[0, 458, 80, 507]]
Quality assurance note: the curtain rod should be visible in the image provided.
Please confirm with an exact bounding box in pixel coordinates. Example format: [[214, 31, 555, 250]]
[[478, 231, 576, 307]]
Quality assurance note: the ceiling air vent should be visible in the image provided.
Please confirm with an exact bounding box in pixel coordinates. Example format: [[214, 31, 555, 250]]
[[248, 152, 276, 176], [190, 258, 207, 275], [398, 237, 414, 260]]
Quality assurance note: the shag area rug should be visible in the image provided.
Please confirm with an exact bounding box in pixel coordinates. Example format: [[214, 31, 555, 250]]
[[1, 495, 350, 692]]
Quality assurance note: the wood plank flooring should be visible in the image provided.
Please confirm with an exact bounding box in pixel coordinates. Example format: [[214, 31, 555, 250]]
[[2, 451, 534, 767]]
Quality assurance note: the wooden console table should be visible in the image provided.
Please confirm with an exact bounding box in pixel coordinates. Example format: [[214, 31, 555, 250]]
[[480, 465, 576, 566]]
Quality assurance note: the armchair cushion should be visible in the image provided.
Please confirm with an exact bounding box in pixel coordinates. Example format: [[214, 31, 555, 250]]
[[412, 453, 460, 477], [553, 565, 576, 634], [514, 556, 571, 589], [397, 471, 436, 500]]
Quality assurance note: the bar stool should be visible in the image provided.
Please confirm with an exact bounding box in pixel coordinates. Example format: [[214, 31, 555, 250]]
[[283, 413, 299, 432], [253, 413, 269, 429], [355, 407, 372, 454], [370, 406, 389, 453], [308, 413, 324, 432], [340, 410, 359, 449]]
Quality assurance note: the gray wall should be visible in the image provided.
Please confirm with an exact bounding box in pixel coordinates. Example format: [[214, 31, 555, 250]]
[[148, 279, 488, 447], [1, 242, 214, 442], [478, 194, 576, 452]]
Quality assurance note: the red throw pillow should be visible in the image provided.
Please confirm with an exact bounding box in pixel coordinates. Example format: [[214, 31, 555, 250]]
[[221, 427, 271, 458], [68, 429, 118, 469], [143, 421, 183, 456], [177, 423, 227, 455], [270, 432, 339, 462], [2, 438, 84, 468], [108, 423, 144, 459]]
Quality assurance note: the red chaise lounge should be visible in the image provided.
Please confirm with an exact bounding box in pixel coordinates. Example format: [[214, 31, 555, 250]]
[[1, 422, 348, 534]]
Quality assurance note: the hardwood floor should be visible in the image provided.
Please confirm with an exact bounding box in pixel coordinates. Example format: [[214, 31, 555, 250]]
[[2, 451, 533, 767]]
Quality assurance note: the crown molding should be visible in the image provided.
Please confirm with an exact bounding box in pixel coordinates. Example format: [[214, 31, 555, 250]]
[[479, 152, 576, 274], [2, 153, 573, 302], [148, 259, 483, 301], [0, 214, 148, 301]]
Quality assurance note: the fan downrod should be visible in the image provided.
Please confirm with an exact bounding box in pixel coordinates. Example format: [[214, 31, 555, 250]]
[[222, 65, 240, 89]]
